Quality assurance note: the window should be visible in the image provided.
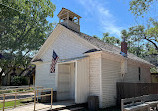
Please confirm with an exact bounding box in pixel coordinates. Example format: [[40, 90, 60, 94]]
[[138, 67, 141, 81]]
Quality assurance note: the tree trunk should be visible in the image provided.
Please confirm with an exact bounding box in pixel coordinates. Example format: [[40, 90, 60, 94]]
[[19, 68, 28, 76], [0, 69, 12, 86], [0, 69, 4, 86]]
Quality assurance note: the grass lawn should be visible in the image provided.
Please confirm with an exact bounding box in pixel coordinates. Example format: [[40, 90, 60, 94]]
[[0, 100, 24, 109], [0, 98, 33, 109]]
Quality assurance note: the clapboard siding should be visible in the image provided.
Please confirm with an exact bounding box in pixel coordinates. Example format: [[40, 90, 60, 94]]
[[101, 54, 151, 108], [124, 64, 139, 83], [101, 56, 121, 108], [124, 63, 151, 83], [141, 67, 151, 83], [89, 54, 102, 107], [35, 62, 56, 90], [41, 28, 94, 62], [35, 26, 94, 91]]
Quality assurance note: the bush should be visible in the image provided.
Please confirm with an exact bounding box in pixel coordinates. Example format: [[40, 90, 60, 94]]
[[11, 76, 28, 86]]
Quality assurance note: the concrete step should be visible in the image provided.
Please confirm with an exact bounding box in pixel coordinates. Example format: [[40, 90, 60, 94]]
[[58, 109, 71, 111], [48, 103, 87, 111], [59, 107, 85, 111], [69, 107, 85, 111]]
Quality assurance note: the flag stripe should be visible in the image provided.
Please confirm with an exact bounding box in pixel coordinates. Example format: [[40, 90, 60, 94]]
[[50, 51, 59, 73]]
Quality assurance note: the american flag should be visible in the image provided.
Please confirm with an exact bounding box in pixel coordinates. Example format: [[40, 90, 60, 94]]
[[50, 50, 59, 73]]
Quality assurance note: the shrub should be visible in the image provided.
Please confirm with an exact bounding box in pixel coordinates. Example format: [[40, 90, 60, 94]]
[[11, 76, 28, 86]]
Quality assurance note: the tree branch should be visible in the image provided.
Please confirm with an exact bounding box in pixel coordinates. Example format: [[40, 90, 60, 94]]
[[144, 36, 158, 51]]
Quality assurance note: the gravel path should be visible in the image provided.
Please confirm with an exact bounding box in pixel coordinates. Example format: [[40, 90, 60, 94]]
[[5, 100, 75, 111]]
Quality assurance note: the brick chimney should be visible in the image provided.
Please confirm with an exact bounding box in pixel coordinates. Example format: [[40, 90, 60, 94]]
[[120, 37, 127, 57]]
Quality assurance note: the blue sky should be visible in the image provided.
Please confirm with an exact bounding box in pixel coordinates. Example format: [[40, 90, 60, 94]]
[[47, 0, 151, 39]]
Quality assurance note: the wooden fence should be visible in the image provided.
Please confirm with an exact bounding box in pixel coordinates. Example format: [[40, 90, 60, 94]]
[[0, 87, 53, 111], [117, 82, 158, 105]]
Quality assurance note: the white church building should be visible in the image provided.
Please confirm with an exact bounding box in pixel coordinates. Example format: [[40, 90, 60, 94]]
[[32, 8, 153, 108]]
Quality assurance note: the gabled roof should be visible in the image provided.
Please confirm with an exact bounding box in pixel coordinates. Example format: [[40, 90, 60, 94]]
[[57, 8, 81, 19], [60, 24, 153, 66], [32, 24, 153, 66]]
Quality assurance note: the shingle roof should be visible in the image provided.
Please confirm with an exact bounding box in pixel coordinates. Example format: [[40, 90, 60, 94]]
[[60, 24, 153, 66], [58, 56, 88, 63], [78, 32, 153, 65], [79, 32, 153, 65], [32, 59, 43, 62]]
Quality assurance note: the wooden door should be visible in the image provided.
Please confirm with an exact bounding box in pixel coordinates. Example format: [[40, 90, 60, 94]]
[[75, 58, 89, 103]]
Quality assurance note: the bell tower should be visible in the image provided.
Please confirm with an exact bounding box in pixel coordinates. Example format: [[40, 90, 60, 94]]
[[57, 8, 81, 33]]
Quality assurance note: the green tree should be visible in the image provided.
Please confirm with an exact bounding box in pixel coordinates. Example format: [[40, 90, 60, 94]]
[[0, 0, 56, 85], [102, 32, 121, 46], [121, 24, 158, 58], [129, 0, 156, 16], [125, 24, 158, 51], [93, 33, 121, 46], [121, 29, 142, 57], [92, 35, 100, 39], [146, 19, 158, 50], [129, 0, 158, 51]]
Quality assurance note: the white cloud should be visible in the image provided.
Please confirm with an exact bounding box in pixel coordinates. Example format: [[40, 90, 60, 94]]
[[77, 0, 122, 37]]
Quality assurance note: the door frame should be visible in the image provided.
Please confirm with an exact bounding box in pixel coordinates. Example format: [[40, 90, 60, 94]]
[[57, 61, 76, 101]]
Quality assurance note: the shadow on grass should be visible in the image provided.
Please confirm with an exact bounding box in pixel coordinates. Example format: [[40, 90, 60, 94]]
[[98, 106, 121, 111], [82, 106, 121, 111]]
